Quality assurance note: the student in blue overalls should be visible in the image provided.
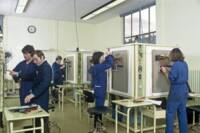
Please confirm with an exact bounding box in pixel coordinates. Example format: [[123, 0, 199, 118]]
[[89, 51, 114, 132], [10, 45, 37, 105], [52, 56, 65, 87], [161, 48, 189, 133], [52, 56, 65, 102], [25, 50, 52, 133]]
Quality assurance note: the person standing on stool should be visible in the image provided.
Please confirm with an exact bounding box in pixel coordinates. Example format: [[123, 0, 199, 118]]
[[161, 48, 189, 133], [89, 51, 114, 132], [25, 50, 52, 133]]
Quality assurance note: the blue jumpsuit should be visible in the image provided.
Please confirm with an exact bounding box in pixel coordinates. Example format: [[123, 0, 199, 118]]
[[31, 61, 52, 112], [166, 61, 189, 133], [13, 60, 37, 105], [52, 62, 64, 86], [90, 55, 114, 107]]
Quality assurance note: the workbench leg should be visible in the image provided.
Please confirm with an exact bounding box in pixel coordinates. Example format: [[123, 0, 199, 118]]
[[79, 93, 82, 119], [33, 118, 36, 133], [192, 111, 195, 126], [134, 109, 138, 132], [6, 122, 9, 133], [153, 118, 156, 133], [62, 89, 64, 112], [141, 112, 143, 133], [153, 106, 156, 133], [10, 122, 13, 133], [115, 105, 118, 133], [79, 93, 82, 111], [41, 118, 44, 133], [127, 108, 131, 133], [58, 88, 61, 109], [0, 112, 3, 128], [75, 91, 78, 109]]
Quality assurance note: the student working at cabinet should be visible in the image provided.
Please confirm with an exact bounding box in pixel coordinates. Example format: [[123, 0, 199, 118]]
[[9, 45, 37, 105], [89, 51, 114, 133], [161, 48, 189, 133]]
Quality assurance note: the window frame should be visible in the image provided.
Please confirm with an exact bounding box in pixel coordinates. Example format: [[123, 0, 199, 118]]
[[123, 4, 156, 44]]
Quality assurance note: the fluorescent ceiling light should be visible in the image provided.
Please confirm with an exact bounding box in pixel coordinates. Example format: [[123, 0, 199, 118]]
[[106, 0, 126, 8], [82, 14, 96, 21], [93, 7, 109, 15], [15, 0, 29, 14], [81, 0, 127, 21]]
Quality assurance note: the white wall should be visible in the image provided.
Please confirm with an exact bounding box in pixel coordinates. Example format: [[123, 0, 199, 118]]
[[95, 16, 123, 51], [3, 16, 58, 69], [3, 16, 97, 69], [157, 0, 200, 68], [3, 16, 123, 70], [57, 21, 96, 52]]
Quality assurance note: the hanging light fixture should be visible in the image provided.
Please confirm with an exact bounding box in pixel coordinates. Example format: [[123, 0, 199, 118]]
[[73, 0, 80, 52]]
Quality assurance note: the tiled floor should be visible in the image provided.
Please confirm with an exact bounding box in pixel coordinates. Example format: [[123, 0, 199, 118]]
[[0, 98, 199, 133]]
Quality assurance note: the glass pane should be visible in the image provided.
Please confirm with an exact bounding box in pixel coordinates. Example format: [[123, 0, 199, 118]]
[[132, 12, 139, 36], [131, 36, 136, 42], [141, 8, 149, 34], [150, 5, 156, 32], [149, 32, 156, 44], [125, 14, 131, 37], [125, 37, 132, 43]]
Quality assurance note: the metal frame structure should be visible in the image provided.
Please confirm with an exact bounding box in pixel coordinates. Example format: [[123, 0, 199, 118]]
[[108, 45, 135, 97], [108, 43, 175, 98], [65, 51, 93, 84], [4, 106, 49, 133], [123, 4, 156, 44]]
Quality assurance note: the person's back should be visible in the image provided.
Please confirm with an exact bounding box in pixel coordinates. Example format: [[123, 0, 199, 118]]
[[161, 48, 189, 133], [89, 51, 114, 133], [91, 63, 108, 88], [52, 56, 64, 86], [32, 60, 52, 111], [169, 61, 188, 85], [168, 61, 189, 101]]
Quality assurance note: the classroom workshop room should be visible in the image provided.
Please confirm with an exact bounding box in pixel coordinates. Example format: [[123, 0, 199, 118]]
[[0, 0, 200, 133]]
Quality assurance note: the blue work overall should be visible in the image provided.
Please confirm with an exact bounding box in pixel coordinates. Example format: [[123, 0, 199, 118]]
[[13, 60, 37, 105], [166, 61, 189, 133]]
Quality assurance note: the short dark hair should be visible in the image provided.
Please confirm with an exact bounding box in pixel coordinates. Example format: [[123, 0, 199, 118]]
[[56, 56, 62, 61], [22, 45, 35, 56], [92, 51, 104, 65], [34, 50, 45, 59], [170, 48, 184, 61]]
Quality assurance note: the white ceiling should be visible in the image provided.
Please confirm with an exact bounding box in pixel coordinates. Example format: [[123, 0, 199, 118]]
[[0, 0, 155, 23]]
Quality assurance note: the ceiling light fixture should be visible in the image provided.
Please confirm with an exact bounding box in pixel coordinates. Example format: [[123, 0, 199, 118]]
[[81, 0, 126, 21], [15, 0, 30, 14]]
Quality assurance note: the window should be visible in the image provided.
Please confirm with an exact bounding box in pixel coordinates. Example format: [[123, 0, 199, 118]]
[[123, 5, 156, 44], [150, 6, 156, 32], [132, 12, 139, 36], [124, 14, 132, 43]]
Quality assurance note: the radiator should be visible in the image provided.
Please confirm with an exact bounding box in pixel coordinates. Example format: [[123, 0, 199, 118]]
[[189, 69, 200, 93]]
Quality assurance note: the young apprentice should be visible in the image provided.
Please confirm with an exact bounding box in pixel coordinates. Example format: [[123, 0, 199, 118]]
[[24, 50, 52, 133], [89, 51, 114, 133], [52, 56, 65, 87], [161, 48, 189, 133], [10, 45, 37, 105]]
